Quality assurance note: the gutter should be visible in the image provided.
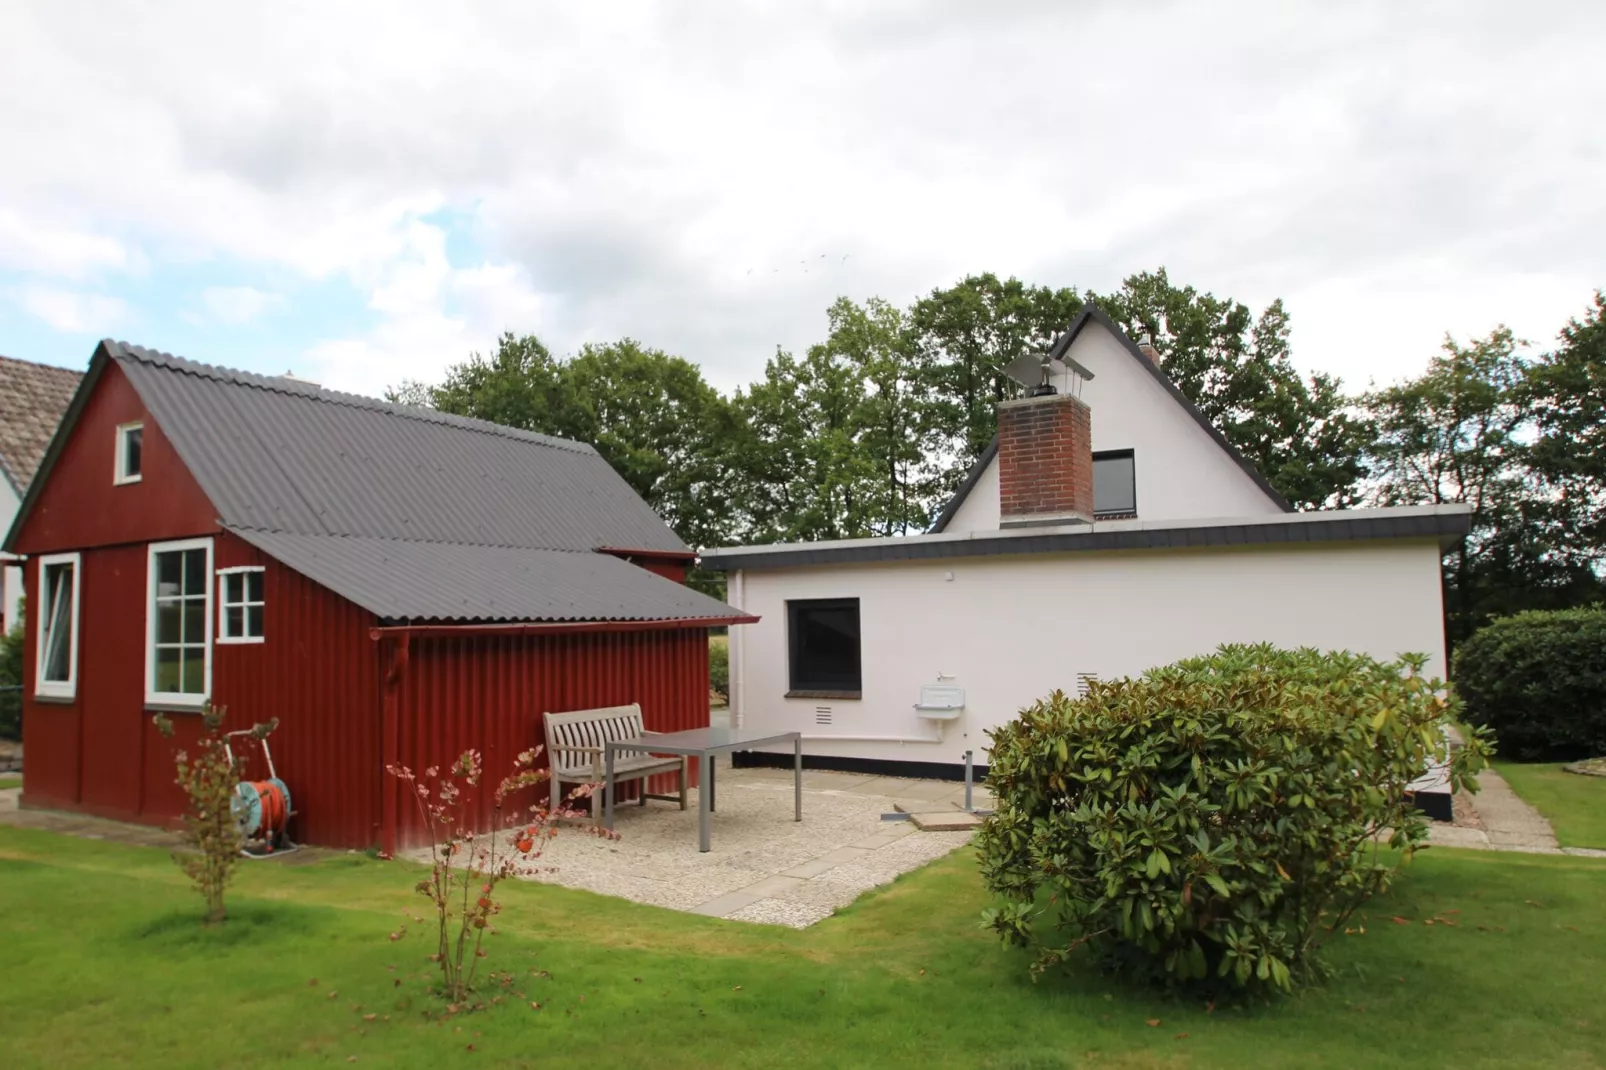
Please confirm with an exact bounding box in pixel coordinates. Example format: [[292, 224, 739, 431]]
[[368, 614, 759, 642]]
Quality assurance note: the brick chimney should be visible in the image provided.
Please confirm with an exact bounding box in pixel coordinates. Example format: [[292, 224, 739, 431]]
[[1136, 333, 1162, 365], [997, 391, 1093, 528]]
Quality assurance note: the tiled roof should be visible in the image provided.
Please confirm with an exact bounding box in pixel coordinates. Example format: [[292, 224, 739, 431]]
[[0, 355, 84, 495]]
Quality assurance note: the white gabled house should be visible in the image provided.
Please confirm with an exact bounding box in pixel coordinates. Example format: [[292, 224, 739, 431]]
[[701, 308, 1465, 817]]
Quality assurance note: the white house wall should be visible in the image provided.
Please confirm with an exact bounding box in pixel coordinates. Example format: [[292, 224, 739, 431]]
[[0, 478, 18, 633], [727, 539, 1447, 767], [942, 320, 1284, 534]]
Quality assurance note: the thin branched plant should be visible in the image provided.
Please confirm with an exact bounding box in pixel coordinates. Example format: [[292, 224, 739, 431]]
[[387, 747, 612, 1006], [154, 704, 279, 924]]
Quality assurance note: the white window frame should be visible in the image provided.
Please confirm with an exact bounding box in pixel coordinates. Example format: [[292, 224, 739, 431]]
[[145, 537, 214, 708], [114, 421, 144, 485], [35, 552, 81, 700], [216, 566, 266, 645]]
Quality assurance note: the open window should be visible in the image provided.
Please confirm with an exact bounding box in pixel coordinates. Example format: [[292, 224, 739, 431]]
[[786, 598, 861, 697], [146, 538, 213, 707], [1093, 449, 1136, 519], [115, 421, 143, 485], [35, 552, 80, 700], [217, 567, 265, 644]]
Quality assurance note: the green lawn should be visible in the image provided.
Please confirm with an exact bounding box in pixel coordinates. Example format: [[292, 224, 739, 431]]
[[1499, 761, 1606, 850], [0, 775, 20, 791], [2, 829, 1604, 1069]]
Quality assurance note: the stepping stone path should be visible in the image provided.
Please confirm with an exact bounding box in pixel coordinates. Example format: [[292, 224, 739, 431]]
[[1429, 767, 1606, 858]]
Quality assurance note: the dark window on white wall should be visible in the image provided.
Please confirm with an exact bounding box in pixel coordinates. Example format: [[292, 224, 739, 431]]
[[1093, 449, 1136, 518], [787, 598, 861, 695]]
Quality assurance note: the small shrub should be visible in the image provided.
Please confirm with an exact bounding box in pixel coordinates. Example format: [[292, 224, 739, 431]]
[[978, 644, 1490, 994], [388, 747, 608, 1005], [1454, 606, 1606, 760], [154, 705, 279, 924], [0, 612, 23, 741], [709, 637, 730, 701]]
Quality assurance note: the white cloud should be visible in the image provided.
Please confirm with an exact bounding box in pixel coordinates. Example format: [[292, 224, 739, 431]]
[[13, 286, 128, 334], [200, 285, 282, 325], [0, 1, 1603, 395], [301, 216, 551, 396], [0, 208, 135, 280]]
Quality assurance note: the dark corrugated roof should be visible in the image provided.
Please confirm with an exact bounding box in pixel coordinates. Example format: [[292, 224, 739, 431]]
[[0, 355, 84, 496], [110, 342, 688, 553], [929, 307, 1293, 533], [6, 340, 739, 625], [230, 529, 739, 622], [704, 507, 1471, 571]]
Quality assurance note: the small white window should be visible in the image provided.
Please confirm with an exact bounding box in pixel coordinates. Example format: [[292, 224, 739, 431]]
[[217, 567, 265, 644], [115, 422, 143, 485], [36, 552, 81, 700], [146, 538, 213, 707]]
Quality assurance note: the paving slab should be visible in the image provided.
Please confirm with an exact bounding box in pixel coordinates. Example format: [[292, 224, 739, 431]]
[[907, 811, 984, 832]]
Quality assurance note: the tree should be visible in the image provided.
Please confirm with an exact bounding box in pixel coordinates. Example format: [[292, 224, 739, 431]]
[[1091, 269, 1368, 509], [392, 333, 738, 550], [562, 340, 740, 551], [1523, 291, 1606, 576], [910, 274, 1084, 495], [729, 345, 880, 543], [819, 297, 931, 536], [1362, 327, 1537, 641]]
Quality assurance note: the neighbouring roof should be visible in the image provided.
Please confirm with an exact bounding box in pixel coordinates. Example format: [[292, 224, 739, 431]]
[[0, 355, 84, 496], [11, 341, 742, 625], [929, 306, 1294, 533], [702, 505, 1472, 572]]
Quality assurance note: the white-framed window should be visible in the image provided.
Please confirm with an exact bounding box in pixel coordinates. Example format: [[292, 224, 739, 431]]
[[145, 538, 213, 707], [217, 566, 265, 644], [114, 421, 144, 485], [35, 552, 81, 700]]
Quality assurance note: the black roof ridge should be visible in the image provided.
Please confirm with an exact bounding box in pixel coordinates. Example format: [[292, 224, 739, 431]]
[[220, 524, 613, 555], [103, 339, 597, 456], [927, 307, 1293, 533]]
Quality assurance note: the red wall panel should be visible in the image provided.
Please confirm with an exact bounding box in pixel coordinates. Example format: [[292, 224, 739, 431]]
[[20, 531, 381, 848], [390, 628, 710, 849], [10, 363, 218, 555]]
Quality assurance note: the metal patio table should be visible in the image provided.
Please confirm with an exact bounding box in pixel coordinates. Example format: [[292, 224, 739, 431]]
[[603, 727, 802, 852]]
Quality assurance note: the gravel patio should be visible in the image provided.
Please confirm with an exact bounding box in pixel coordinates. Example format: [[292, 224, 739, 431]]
[[482, 766, 985, 928]]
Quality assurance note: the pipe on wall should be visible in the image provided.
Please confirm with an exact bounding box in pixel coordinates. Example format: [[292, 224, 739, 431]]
[[729, 569, 746, 730]]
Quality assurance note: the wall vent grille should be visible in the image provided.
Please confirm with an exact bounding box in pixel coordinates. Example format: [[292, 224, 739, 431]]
[[1076, 673, 1099, 697], [814, 706, 833, 725]]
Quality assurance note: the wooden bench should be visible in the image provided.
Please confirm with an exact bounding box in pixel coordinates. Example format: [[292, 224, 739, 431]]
[[542, 704, 688, 824]]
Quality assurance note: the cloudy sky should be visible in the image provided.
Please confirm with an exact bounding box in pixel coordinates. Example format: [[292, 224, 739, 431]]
[[2, 1, 1601, 398]]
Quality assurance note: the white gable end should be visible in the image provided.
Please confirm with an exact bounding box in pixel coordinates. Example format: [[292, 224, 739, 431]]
[[941, 318, 1286, 533]]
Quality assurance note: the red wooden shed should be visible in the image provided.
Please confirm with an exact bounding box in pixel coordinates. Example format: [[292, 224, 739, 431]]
[[4, 341, 753, 852]]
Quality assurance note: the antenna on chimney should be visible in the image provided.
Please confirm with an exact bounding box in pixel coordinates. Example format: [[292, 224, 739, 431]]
[[1004, 351, 1096, 398]]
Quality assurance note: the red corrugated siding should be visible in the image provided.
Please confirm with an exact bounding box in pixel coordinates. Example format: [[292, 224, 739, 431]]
[[11, 362, 218, 555], [14, 358, 706, 852], [390, 628, 709, 849], [18, 531, 381, 848]]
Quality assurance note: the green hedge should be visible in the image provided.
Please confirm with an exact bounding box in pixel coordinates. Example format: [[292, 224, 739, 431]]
[[978, 644, 1489, 993], [1454, 606, 1606, 760], [0, 618, 21, 741], [709, 638, 729, 702]]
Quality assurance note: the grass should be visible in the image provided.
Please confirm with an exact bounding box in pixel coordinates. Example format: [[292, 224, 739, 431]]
[[0, 775, 20, 791], [1, 829, 1604, 1069], [1498, 761, 1606, 849]]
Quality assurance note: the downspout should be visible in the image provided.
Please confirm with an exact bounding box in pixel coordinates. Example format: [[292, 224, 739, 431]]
[[378, 632, 411, 858], [729, 569, 745, 729]]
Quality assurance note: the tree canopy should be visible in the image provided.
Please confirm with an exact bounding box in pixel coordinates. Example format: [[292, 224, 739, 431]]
[[389, 275, 1606, 648]]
